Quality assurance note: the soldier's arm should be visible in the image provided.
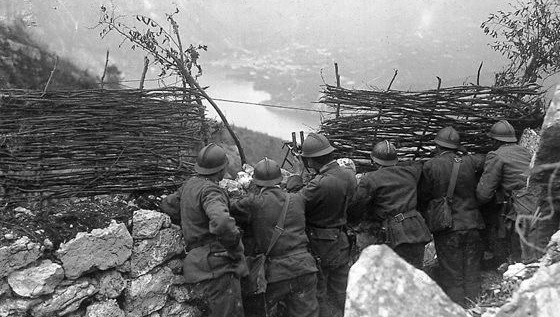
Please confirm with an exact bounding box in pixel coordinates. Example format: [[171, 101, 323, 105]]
[[297, 176, 322, 218], [476, 152, 503, 204], [160, 188, 181, 222], [230, 195, 255, 226], [202, 187, 241, 250]]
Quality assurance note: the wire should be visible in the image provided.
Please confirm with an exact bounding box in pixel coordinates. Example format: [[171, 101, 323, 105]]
[[212, 98, 329, 113]]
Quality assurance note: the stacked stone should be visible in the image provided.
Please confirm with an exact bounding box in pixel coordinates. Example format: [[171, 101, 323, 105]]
[[0, 209, 202, 317]]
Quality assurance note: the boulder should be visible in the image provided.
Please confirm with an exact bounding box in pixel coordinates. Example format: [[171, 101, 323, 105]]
[[541, 230, 560, 266], [57, 221, 133, 279], [495, 261, 560, 317], [130, 226, 183, 278], [85, 300, 125, 317], [30, 278, 97, 317], [132, 210, 171, 239], [160, 300, 202, 317], [124, 266, 174, 317], [345, 245, 468, 317], [95, 270, 126, 300], [7, 260, 64, 298], [0, 236, 43, 278], [0, 298, 42, 317]]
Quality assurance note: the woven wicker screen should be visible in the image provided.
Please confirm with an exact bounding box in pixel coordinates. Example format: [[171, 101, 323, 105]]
[[0, 87, 206, 204], [319, 84, 544, 171]]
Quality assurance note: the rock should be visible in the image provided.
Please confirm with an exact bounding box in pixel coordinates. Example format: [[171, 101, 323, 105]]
[[85, 300, 125, 317], [541, 230, 560, 266], [123, 266, 174, 317], [95, 270, 126, 300], [57, 221, 133, 279], [7, 260, 64, 298], [0, 236, 43, 278], [132, 210, 171, 239], [130, 227, 183, 278], [0, 277, 11, 297], [0, 298, 42, 317], [495, 261, 560, 317], [166, 259, 184, 275], [345, 245, 468, 317], [519, 128, 540, 155], [160, 300, 202, 317], [30, 278, 98, 317], [168, 283, 205, 303]]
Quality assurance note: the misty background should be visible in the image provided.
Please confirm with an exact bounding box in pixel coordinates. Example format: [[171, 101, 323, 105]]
[[1, 0, 517, 139]]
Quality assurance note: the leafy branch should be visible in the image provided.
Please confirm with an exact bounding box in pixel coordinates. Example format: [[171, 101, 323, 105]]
[[481, 0, 560, 85], [96, 5, 247, 165]]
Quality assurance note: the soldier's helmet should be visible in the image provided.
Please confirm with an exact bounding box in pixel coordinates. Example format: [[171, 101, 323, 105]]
[[252, 157, 283, 187], [301, 133, 335, 158], [434, 126, 461, 149], [370, 140, 398, 166], [194, 143, 228, 175], [487, 120, 517, 143]]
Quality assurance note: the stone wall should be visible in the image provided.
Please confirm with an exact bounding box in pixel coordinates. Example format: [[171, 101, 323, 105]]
[[0, 210, 202, 317]]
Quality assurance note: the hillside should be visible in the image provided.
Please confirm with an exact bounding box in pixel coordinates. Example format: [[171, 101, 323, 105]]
[[0, 20, 98, 90]]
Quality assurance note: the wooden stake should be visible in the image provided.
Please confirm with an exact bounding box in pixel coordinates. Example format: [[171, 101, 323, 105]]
[[335, 63, 341, 118], [477, 61, 483, 86], [100, 50, 109, 89], [139, 56, 149, 90], [42, 56, 58, 96]]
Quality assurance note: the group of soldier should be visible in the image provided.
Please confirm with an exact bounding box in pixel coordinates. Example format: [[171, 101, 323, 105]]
[[160, 119, 538, 317]]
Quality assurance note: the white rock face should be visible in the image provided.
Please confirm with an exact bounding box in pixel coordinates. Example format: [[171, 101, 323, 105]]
[[130, 226, 184, 278], [495, 261, 560, 317], [57, 221, 133, 279], [124, 266, 174, 317], [7, 260, 64, 298], [345, 245, 469, 317], [132, 210, 171, 240], [0, 236, 43, 278], [85, 299, 125, 317], [31, 278, 98, 317]]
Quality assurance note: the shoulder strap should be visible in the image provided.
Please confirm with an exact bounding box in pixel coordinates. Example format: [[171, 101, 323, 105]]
[[446, 158, 462, 198], [265, 194, 290, 256]]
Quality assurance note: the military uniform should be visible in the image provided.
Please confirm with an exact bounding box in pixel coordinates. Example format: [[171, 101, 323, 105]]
[[232, 187, 319, 317], [419, 151, 485, 307], [349, 163, 432, 269], [291, 160, 356, 317], [161, 176, 248, 317], [477, 143, 532, 262]]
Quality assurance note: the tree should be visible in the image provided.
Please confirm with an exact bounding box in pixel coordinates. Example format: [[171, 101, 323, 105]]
[[481, 0, 560, 85], [96, 6, 247, 164]]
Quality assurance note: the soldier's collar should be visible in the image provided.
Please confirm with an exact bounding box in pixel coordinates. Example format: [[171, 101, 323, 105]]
[[319, 160, 338, 174]]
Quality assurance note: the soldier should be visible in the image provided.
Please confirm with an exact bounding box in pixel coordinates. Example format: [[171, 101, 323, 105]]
[[419, 127, 485, 307], [231, 158, 319, 317], [160, 143, 247, 317], [287, 132, 356, 317], [348, 141, 432, 269], [476, 120, 534, 262]]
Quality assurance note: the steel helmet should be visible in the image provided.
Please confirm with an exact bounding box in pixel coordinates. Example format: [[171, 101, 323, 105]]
[[252, 157, 283, 187], [301, 133, 335, 158], [488, 120, 517, 142], [194, 143, 228, 175], [370, 140, 398, 166], [434, 126, 460, 149]]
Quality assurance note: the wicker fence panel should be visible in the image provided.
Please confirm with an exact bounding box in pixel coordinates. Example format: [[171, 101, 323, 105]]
[[0, 87, 206, 204], [319, 84, 544, 171]]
